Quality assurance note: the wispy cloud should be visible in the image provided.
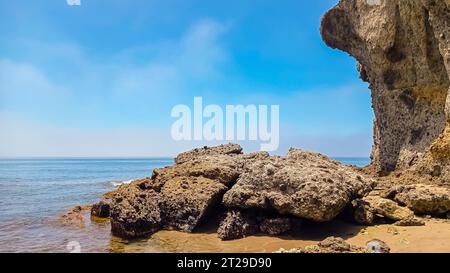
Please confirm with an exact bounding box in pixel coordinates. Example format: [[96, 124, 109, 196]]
[[0, 19, 231, 124], [0, 10, 373, 158], [0, 59, 68, 98]]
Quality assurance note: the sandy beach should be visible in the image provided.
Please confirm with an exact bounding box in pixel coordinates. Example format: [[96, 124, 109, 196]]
[[78, 210, 450, 253]]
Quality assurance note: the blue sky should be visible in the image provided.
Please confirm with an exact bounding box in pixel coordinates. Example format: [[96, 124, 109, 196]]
[[0, 0, 374, 157]]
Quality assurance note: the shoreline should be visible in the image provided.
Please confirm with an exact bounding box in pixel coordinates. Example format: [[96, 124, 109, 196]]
[[62, 209, 450, 253], [73, 144, 450, 253]]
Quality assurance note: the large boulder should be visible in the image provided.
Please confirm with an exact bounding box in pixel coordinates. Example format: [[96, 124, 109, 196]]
[[223, 149, 375, 222], [110, 176, 229, 238]]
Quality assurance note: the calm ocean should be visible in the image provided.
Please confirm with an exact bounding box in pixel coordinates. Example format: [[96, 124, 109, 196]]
[[0, 157, 370, 253]]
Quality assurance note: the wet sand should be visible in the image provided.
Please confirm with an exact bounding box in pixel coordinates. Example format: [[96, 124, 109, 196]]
[[106, 217, 450, 253]]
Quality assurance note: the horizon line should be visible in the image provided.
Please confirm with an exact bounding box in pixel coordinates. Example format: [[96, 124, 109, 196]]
[[0, 155, 371, 160]]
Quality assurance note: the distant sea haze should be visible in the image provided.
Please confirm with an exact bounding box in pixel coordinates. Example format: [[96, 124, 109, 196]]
[[0, 157, 369, 252]]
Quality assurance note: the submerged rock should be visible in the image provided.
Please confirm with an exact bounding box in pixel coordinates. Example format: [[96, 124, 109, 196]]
[[223, 149, 375, 222], [60, 205, 91, 227]]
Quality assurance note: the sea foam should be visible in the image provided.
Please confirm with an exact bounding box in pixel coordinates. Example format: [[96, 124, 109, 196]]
[[109, 179, 134, 187]]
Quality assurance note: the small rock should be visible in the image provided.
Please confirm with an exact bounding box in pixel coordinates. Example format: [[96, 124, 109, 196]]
[[394, 217, 425, 226], [217, 211, 258, 241], [352, 199, 375, 225], [286, 237, 365, 253], [366, 239, 390, 253], [318, 237, 351, 252], [277, 237, 387, 253], [60, 205, 91, 227], [363, 196, 414, 221], [431, 165, 442, 177], [387, 227, 399, 235]]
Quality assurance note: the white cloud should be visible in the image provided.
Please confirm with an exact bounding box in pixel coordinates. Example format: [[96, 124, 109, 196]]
[[110, 19, 229, 96], [1, 19, 230, 99], [179, 19, 229, 77], [0, 59, 68, 98]]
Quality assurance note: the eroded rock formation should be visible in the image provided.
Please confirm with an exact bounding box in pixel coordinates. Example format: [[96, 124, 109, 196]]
[[106, 144, 375, 239], [321, 0, 450, 184], [94, 142, 450, 240]]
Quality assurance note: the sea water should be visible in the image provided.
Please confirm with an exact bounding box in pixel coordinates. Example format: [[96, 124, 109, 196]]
[[0, 157, 369, 253]]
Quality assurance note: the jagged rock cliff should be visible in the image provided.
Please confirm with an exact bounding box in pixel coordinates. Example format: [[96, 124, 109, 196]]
[[321, 0, 449, 184]]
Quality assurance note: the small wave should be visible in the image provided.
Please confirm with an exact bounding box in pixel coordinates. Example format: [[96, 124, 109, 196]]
[[109, 179, 135, 187]]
